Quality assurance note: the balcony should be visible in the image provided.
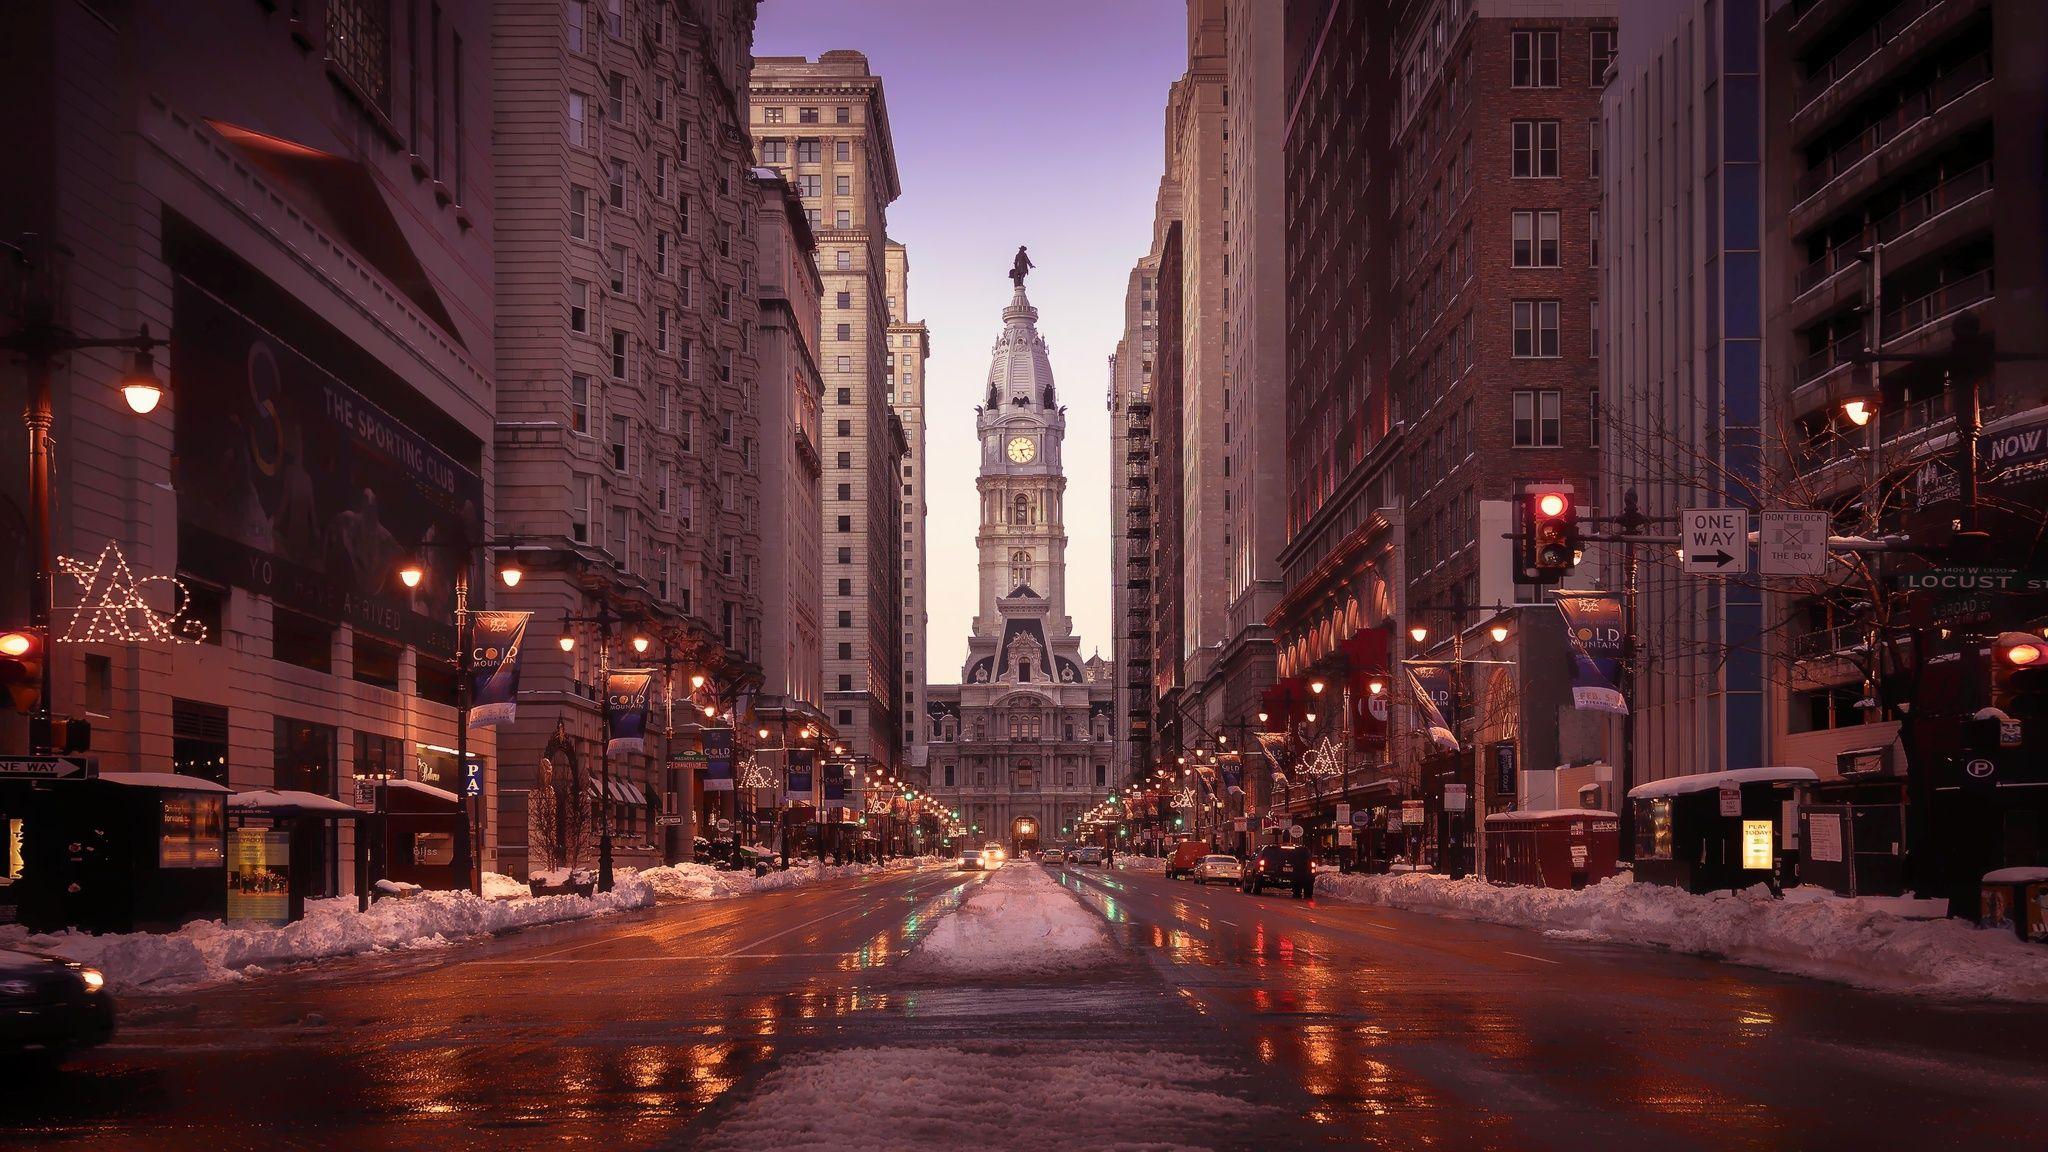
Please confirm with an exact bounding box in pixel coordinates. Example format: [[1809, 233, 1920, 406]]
[[1794, 55, 1990, 206], [1881, 268, 1991, 342], [1795, 0, 1941, 114]]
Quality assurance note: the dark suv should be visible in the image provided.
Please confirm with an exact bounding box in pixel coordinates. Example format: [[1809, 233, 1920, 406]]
[[1243, 845, 1314, 898]]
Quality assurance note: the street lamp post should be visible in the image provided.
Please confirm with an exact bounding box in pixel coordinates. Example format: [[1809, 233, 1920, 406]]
[[399, 542, 521, 895], [3, 238, 168, 755], [560, 598, 635, 893]]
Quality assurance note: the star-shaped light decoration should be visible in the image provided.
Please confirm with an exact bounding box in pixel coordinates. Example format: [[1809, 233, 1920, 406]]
[[738, 755, 776, 790], [56, 541, 207, 645]]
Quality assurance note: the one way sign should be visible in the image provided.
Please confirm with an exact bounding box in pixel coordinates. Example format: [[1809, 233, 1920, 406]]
[[1682, 508, 1751, 575]]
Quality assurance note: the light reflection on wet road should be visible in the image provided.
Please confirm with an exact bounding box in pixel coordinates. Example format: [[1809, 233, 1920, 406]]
[[1053, 865, 2048, 1150], [6, 862, 2046, 1150]]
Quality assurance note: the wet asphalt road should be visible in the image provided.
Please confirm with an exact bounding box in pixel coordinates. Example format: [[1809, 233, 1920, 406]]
[[4, 862, 2045, 1151]]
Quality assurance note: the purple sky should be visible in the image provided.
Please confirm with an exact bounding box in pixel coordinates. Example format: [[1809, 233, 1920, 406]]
[[754, 0, 1187, 683]]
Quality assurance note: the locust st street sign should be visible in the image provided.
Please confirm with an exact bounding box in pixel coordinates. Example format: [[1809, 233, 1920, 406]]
[[1759, 510, 1829, 577], [1683, 508, 1751, 574]]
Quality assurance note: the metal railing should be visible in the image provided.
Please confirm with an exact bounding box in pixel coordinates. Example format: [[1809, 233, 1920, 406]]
[[1796, 0, 1939, 111], [1881, 268, 1991, 340], [1795, 56, 1989, 202]]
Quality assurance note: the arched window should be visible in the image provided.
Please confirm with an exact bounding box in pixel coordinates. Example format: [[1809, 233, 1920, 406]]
[[1013, 494, 1029, 524], [1010, 549, 1031, 589]]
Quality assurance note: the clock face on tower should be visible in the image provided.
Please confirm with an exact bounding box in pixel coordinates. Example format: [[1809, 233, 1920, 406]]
[[1006, 436, 1037, 464]]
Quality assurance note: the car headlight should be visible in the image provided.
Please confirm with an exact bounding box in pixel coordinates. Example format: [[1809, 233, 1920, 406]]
[[79, 967, 106, 992]]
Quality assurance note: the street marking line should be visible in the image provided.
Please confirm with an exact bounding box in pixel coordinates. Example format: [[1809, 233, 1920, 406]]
[[1501, 950, 1561, 965]]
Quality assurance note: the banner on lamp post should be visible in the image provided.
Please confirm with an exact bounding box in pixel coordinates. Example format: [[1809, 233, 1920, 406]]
[[701, 726, 734, 792], [1406, 666, 1460, 751], [787, 749, 815, 801], [467, 611, 532, 727], [605, 670, 655, 755], [1552, 590, 1629, 714]]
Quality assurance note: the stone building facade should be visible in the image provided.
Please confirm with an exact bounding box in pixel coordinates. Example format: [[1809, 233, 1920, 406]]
[[926, 281, 1114, 848], [0, 0, 496, 897], [492, 0, 768, 876], [749, 51, 907, 776]]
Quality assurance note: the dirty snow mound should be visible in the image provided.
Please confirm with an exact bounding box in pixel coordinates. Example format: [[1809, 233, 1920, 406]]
[[906, 862, 1114, 976], [1314, 871, 2048, 1002]]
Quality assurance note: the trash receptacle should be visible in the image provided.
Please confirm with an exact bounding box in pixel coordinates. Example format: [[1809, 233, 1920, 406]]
[[1979, 868, 2048, 941]]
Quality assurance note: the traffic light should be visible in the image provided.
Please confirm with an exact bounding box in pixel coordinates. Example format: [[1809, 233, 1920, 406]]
[[0, 629, 44, 715], [1992, 632, 2048, 723], [1521, 489, 1581, 582]]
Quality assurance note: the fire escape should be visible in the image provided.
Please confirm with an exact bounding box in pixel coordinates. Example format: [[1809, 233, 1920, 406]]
[[1124, 396, 1154, 767]]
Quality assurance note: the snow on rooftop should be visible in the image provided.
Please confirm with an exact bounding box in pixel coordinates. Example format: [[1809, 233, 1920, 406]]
[[1627, 766, 1819, 800]]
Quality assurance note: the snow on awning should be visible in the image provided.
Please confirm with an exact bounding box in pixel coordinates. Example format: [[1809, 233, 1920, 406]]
[[1484, 808, 1617, 823], [1627, 766, 1819, 801], [228, 788, 361, 817], [385, 778, 461, 805], [97, 771, 232, 793]]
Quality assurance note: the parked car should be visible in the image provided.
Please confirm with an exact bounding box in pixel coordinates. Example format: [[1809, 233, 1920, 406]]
[[1243, 845, 1315, 898], [0, 946, 114, 1062], [958, 849, 987, 871], [1167, 840, 1211, 880], [1042, 847, 1067, 864], [1192, 854, 1244, 885], [1071, 846, 1105, 866]]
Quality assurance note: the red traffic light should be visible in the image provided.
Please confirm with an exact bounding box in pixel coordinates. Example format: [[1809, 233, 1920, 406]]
[[0, 628, 45, 715]]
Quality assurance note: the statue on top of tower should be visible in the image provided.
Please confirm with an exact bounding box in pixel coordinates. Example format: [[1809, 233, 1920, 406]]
[[1009, 245, 1033, 286]]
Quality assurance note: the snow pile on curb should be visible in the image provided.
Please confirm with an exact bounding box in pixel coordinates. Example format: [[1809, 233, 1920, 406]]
[[0, 876, 655, 993], [697, 1045, 1271, 1152], [634, 856, 945, 902], [1314, 871, 2048, 1002], [906, 863, 1114, 976]]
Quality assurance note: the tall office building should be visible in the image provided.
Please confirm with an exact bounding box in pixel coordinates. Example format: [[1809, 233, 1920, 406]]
[[494, 0, 767, 875], [1109, 258, 1160, 786], [750, 52, 908, 774], [0, 0, 495, 900], [884, 242, 931, 778], [1268, 0, 1402, 829], [1763, 0, 2048, 887], [751, 169, 827, 756], [1602, 0, 1767, 791]]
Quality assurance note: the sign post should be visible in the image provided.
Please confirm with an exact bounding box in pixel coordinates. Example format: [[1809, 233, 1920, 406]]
[[1682, 508, 1751, 575], [1758, 510, 1828, 577]]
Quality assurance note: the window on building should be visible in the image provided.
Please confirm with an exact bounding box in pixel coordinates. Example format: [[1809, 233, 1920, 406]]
[[1511, 300, 1560, 357], [568, 186, 589, 239], [1511, 31, 1558, 88], [568, 91, 588, 146], [1512, 389, 1562, 447], [1511, 120, 1559, 178], [570, 373, 592, 434], [1590, 29, 1617, 84], [569, 280, 590, 332]]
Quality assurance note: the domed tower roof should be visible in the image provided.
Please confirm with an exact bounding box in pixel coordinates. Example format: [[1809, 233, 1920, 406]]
[[986, 283, 1057, 410]]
